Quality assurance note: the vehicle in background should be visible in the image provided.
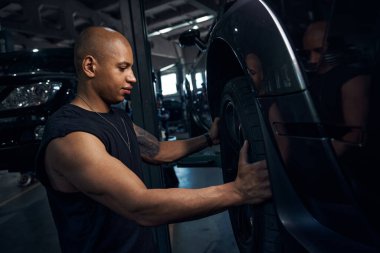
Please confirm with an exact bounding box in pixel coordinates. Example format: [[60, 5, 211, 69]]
[[180, 0, 380, 252], [0, 48, 76, 185]]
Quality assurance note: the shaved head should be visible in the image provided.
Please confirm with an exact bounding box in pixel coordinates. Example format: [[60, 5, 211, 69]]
[[74, 26, 132, 77], [303, 21, 328, 50], [71, 26, 136, 110]]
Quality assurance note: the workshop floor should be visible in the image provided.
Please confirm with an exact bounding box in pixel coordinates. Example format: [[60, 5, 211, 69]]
[[170, 164, 239, 253], [0, 148, 239, 253]]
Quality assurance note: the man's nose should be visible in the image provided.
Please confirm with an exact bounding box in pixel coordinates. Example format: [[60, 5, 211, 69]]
[[309, 51, 321, 64], [127, 70, 137, 83]]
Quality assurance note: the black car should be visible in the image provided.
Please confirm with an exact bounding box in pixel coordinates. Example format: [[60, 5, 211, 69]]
[[180, 0, 380, 252], [0, 48, 76, 176]]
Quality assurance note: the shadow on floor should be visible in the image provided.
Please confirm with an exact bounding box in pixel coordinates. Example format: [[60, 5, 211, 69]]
[[0, 172, 61, 253], [170, 165, 239, 253]]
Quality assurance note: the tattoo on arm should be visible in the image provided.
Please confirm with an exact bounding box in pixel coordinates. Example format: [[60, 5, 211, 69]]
[[133, 124, 160, 160]]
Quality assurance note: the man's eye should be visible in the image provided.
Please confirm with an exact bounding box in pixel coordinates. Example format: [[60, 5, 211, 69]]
[[248, 69, 257, 75]]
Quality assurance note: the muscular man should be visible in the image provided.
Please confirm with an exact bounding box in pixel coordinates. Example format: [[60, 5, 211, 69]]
[[35, 26, 271, 253], [303, 20, 371, 155]]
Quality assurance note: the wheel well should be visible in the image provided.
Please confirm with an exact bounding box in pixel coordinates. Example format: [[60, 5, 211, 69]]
[[207, 38, 245, 118]]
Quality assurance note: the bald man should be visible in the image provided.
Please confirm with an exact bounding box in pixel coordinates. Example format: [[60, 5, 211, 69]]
[[303, 21, 371, 155], [245, 52, 264, 94], [302, 20, 328, 72], [35, 26, 271, 253]]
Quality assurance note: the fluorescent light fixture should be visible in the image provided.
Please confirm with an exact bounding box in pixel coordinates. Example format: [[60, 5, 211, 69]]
[[159, 27, 173, 34], [148, 14, 214, 38], [192, 25, 199, 29], [195, 15, 213, 23], [32, 48, 39, 52], [160, 63, 176, 72], [149, 31, 161, 37]]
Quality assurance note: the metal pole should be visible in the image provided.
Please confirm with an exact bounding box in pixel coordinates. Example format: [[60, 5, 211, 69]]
[[119, 1, 172, 252]]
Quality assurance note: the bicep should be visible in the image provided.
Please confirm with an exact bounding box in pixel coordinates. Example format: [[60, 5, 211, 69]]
[[341, 75, 371, 125], [45, 132, 148, 215]]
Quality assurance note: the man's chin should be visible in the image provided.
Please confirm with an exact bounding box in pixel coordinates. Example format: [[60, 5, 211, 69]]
[[124, 94, 131, 100]]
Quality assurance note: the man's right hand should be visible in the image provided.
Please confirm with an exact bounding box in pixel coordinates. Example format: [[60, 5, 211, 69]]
[[234, 140, 272, 204]]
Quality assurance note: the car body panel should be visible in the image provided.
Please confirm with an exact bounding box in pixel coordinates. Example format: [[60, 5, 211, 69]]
[[182, 0, 380, 251]]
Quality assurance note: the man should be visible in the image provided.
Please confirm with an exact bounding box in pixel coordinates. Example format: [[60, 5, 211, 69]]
[[302, 20, 380, 229], [302, 20, 371, 155], [245, 52, 264, 95], [35, 26, 271, 253]]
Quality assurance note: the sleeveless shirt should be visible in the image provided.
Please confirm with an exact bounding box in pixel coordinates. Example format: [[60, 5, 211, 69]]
[[309, 64, 369, 126], [35, 104, 157, 253]]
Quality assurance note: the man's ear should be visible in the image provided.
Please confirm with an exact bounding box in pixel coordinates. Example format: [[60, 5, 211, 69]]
[[82, 55, 96, 78]]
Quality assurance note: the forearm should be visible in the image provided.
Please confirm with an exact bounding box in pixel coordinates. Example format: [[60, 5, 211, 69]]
[[85, 162, 244, 226], [135, 119, 219, 164], [128, 182, 243, 226], [135, 123, 210, 164], [153, 134, 210, 163]]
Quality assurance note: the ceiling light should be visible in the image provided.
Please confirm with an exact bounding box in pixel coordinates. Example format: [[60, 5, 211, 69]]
[[195, 15, 214, 23], [160, 64, 176, 72], [148, 15, 214, 38], [149, 31, 161, 37], [159, 27, 173, 34]]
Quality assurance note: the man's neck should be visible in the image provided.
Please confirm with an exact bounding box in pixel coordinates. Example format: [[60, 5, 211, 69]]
[[73, 93, 111, 113]]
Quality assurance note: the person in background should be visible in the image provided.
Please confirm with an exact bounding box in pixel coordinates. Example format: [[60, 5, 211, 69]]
[[302, 20, 371, 155], [302, 20, 380, 230]]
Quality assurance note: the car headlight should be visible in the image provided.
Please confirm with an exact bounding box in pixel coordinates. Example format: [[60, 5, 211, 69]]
[[0, 81, 62, 110]]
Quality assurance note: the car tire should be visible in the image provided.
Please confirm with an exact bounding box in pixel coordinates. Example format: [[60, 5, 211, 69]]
[[219, 76, 283, 253]]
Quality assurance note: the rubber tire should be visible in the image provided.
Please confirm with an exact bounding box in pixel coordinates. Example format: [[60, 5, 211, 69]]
[[219, 76, 282, 253]]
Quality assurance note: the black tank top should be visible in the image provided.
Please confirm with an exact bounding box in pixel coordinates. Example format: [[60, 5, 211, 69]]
[[309, 64, 369, 125], [35, 104, 157, 253]]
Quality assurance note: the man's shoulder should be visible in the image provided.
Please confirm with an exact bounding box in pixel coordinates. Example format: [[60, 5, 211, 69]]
[[44, 104, 90, 137], [48, 103, 88, 125]]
